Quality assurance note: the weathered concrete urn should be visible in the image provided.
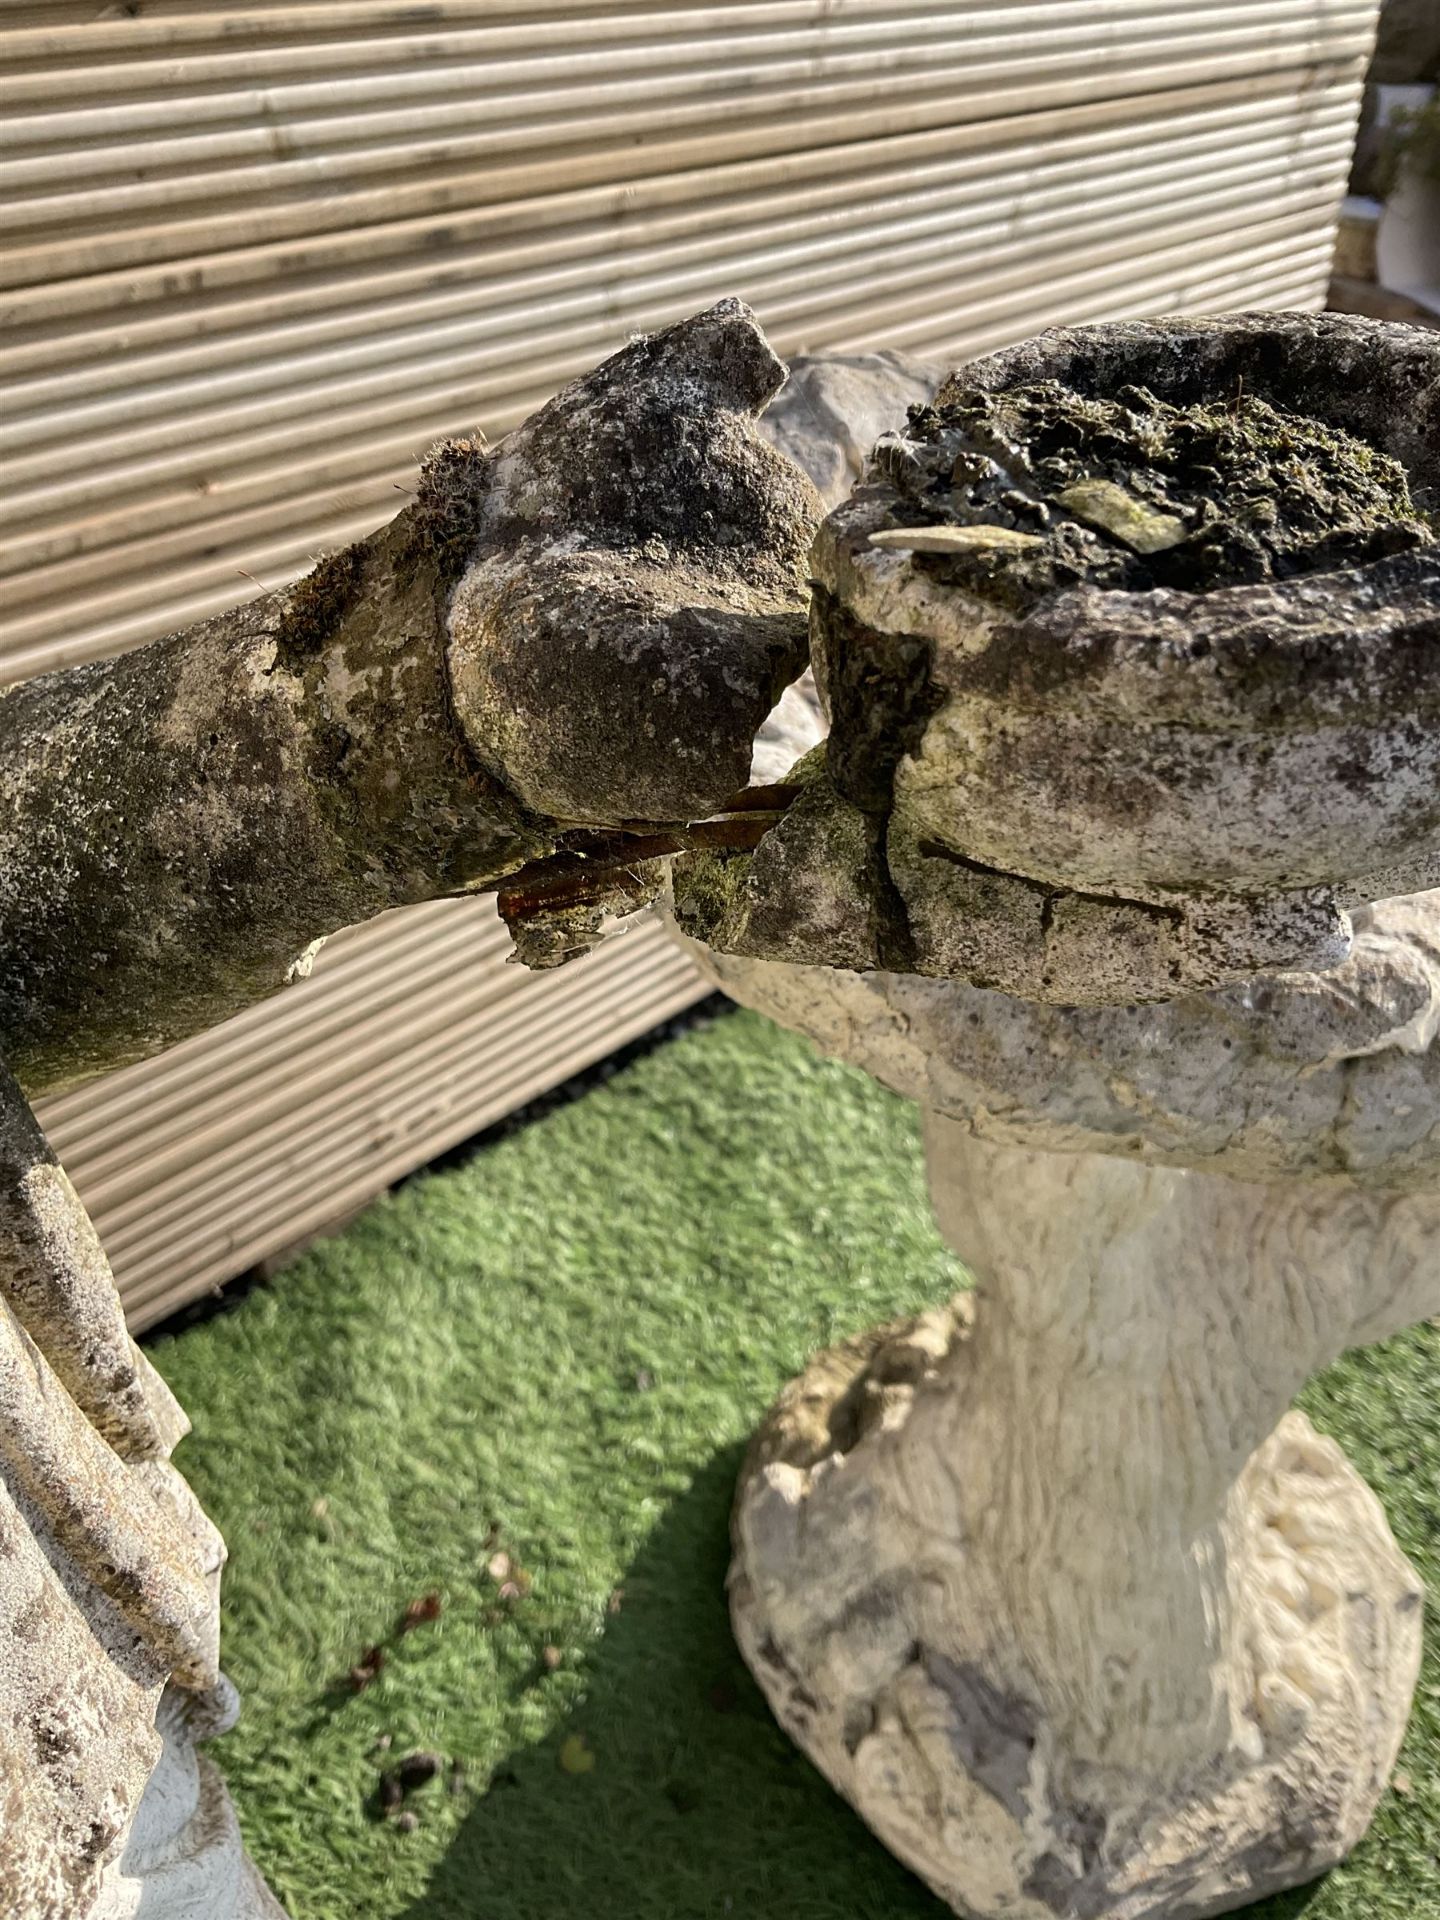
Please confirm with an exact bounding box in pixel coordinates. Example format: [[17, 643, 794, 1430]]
[[690, 314, 1440, 1002]]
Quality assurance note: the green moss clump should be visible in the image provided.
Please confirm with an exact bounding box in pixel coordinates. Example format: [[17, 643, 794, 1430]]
[[412, 438, 493, 585], [875, 380, 1435, 604], [670, 844, 754, 947], [274, 545, 366, 665]]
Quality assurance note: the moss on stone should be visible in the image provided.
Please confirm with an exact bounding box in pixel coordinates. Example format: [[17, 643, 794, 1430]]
[[670, 845, 755, 948], [670, 752, 836, 947], [411, 439, 494, 586], [875, 380, 1436, 606], [274, 545, 366, 667]]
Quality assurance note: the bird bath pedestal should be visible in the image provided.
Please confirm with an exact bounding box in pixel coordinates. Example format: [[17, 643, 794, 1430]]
[[712, 1018, 1433, 1920]]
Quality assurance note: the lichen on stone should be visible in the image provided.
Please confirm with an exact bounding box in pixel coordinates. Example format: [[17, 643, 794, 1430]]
[[672, 747, 902, 972], [873, 379, 1436, 605], [447, 300, 821, 826]]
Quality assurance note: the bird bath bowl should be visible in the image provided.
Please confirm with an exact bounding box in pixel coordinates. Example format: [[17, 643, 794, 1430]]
[[804, 313, 1440, 999]]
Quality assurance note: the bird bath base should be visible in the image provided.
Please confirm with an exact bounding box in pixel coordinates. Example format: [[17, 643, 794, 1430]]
[[730, 1128, 1423, 1920]]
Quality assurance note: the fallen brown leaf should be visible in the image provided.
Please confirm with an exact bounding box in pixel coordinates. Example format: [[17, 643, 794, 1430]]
[[348, 1645, 386, 1692], [400, 1591, 443, 1633]]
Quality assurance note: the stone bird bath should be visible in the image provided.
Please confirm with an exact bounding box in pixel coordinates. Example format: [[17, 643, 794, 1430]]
[[677, 313, 1440, 1919], [4, 304, 1440, 1920]]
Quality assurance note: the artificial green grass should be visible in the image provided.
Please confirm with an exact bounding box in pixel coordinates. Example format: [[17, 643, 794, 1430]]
[[148, 1007, 1440, 1920]]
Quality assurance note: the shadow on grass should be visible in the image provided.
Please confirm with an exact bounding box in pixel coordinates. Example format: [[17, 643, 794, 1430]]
[[394, 1445, 1332, 1920], [1257, 1887, 1326, 1920], [395, 1444, 943, 1920]]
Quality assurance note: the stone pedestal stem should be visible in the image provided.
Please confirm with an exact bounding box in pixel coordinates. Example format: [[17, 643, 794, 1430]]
[[732, 1120, 1429, 1918]]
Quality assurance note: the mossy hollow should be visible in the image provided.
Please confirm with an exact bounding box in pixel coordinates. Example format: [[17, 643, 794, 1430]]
[[874, 379, 1436, 607]]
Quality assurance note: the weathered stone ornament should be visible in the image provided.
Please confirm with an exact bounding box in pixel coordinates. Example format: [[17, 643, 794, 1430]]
[[5, 305, 1440, 1920], [0, 302, 820, 1920], [680, 314, 1440, 1920], [0, 1060, 281, 1920], [0, 299, 821, 1089]]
